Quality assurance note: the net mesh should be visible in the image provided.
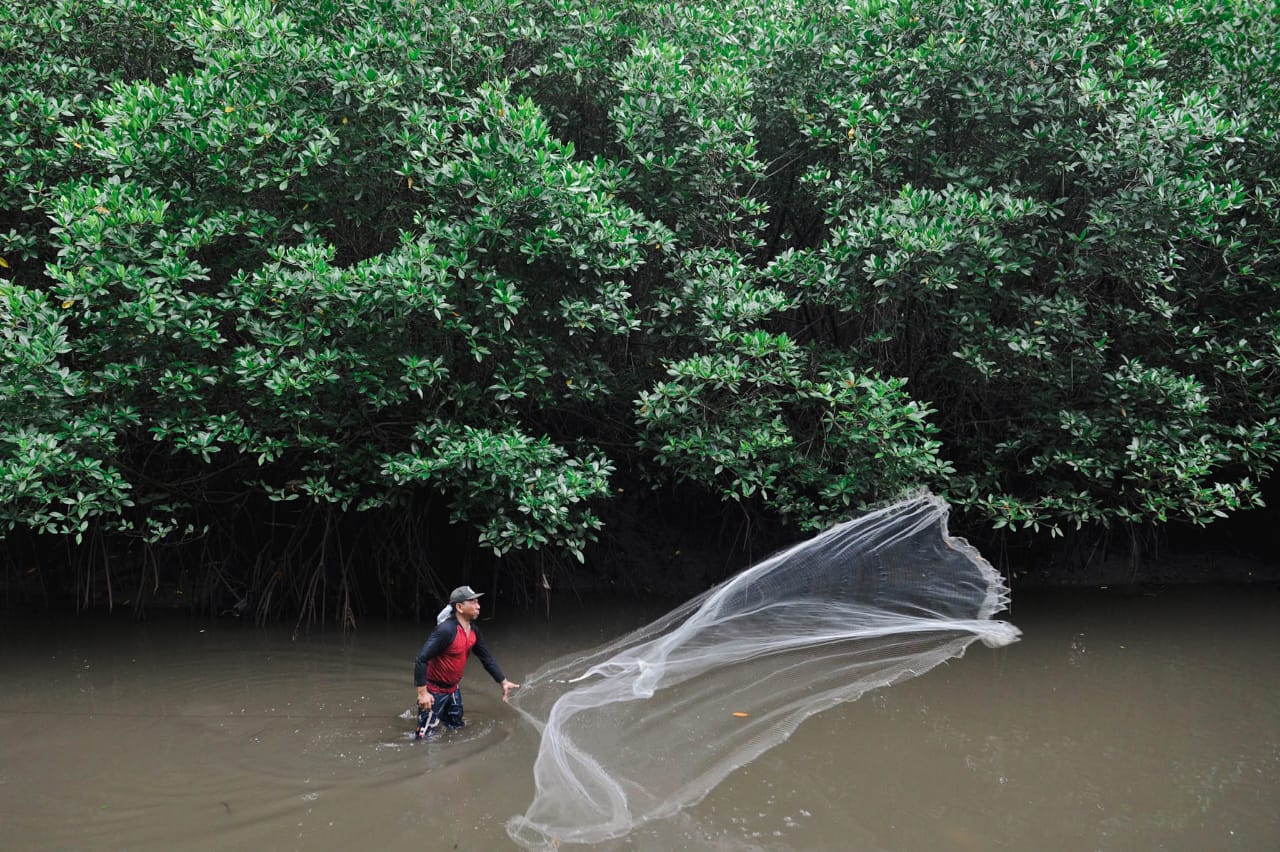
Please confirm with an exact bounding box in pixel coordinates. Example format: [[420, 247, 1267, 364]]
[[507, 492, 1021, 848]]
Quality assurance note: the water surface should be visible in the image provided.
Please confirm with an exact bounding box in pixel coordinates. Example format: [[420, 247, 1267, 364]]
[[1, 586, 1276, 850]]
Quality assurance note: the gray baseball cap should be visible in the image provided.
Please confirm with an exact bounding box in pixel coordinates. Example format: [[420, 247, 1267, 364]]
[[448, 585, 484, 604]]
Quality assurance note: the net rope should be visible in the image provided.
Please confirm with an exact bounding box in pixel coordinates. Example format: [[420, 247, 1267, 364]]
[[506, 492, 1021, 848]]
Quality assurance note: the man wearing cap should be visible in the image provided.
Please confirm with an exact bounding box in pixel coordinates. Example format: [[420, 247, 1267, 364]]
[[412, 585, 519, 739]]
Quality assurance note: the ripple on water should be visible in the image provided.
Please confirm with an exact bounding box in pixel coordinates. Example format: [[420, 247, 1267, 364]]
[[0, 619, 523, 849]]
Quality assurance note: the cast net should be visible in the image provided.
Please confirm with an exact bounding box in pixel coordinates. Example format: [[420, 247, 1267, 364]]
[[506, 492, 1021, 848]]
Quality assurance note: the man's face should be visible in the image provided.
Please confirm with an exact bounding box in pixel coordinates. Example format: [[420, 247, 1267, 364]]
[[456, 597, 481, 619]]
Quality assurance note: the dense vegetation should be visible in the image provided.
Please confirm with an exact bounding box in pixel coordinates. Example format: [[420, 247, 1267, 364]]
[[2, 0, 1277, 621]]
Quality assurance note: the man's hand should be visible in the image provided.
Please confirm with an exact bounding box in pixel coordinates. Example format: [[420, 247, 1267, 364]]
[[500, 679, 520, 702], [417, 686, 433, 711]]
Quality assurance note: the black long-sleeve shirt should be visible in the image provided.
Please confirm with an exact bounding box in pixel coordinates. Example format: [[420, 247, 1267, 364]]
[[413, 617, 506, 691]]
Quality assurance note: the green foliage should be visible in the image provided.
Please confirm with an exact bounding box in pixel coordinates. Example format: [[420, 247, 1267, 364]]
[[635, 321, 951, 528], [1, 0, 1278, 607]]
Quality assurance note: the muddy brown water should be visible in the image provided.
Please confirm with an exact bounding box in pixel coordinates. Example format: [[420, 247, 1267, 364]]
[[1, 586, 1277, 851]]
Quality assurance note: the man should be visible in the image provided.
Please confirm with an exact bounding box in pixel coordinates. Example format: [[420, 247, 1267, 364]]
[[413, 585, 519, 739]]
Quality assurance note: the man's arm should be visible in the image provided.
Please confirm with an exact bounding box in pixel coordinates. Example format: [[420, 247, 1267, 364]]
[[413, 620, 454, 706], [472, 629, 520, 701]]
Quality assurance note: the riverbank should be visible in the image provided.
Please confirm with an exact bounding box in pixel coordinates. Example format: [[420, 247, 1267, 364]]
[[3, 495, 1278, 618]]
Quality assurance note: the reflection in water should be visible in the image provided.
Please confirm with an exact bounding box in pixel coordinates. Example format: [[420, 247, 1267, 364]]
[[1, 586, 1278, 851]]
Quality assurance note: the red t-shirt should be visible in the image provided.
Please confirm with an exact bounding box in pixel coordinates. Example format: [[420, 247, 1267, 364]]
[[424, 623, 478, 691], [414, 617, 506, 692]]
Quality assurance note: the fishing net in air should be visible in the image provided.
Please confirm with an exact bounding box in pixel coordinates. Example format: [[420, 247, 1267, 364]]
[[506, 492, 1021, 848]]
